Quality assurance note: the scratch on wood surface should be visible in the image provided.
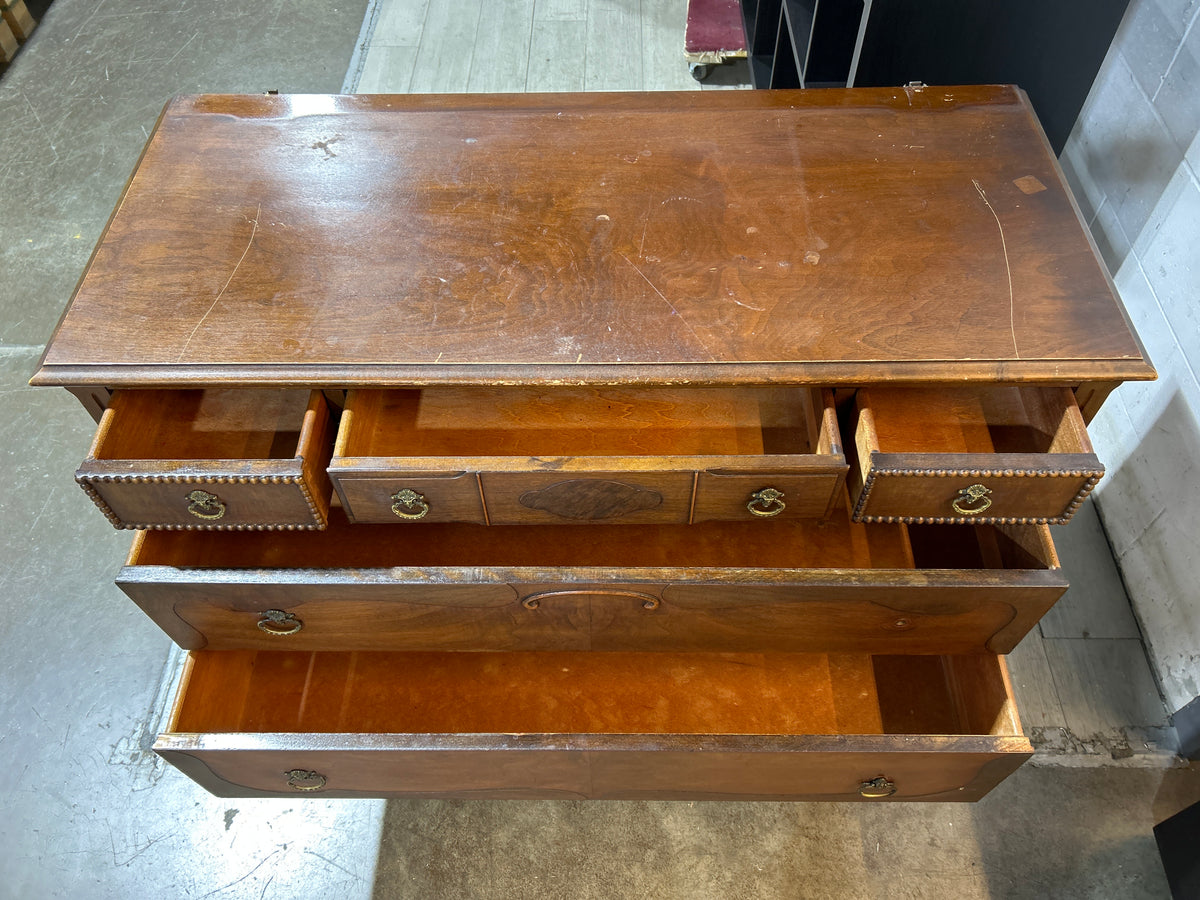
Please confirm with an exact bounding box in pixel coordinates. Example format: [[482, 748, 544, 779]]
[[973, 180, 1019, 359], [619, 253, 717, 361], [732, 297, 765, 311], [177, 205, 260, 361]]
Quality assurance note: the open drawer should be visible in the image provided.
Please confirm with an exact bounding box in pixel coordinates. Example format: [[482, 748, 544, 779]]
[[119, 503, 1066, 655], [846, 386, 1103, 525], [76, 389, 334, 530], [153, 649, 1032, 801], [329, 386, 846, 524]]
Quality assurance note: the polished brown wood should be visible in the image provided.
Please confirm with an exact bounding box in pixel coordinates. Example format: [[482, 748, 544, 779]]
[[330, 386, 846, 524], [153, 649, 1029, 799], [76, 389, 333, 529], [847, 386, 1103, 524], [32, 89, 1156, 803], [32, 87, 1153, 390], [118, 505, 1064, 655]]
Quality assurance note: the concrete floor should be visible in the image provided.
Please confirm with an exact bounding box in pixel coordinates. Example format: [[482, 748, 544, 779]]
[[2, 1, 1198, 898]]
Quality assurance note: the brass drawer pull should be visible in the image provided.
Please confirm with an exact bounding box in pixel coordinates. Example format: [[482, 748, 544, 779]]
[[951, 484, 993, 516], [859, 776, 896, 798], [522, 589, 661, 611], [257, 609, 303, 636], [186, 489, 226, 520], [390, 488, 430, 520], [747, 487, 786, 517], [284, 769, 327, 791]]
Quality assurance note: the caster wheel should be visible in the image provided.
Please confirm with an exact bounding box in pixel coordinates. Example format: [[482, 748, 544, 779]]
[[689, 63, 710, 81]]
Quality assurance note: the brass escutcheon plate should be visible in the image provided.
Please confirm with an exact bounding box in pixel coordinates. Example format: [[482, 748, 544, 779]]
[[390, 488, 430, 520], [185, 489, 226, 520], [257, 609, 303, 636], [951, 484, 992, 516], [747, 487, 786, 517]]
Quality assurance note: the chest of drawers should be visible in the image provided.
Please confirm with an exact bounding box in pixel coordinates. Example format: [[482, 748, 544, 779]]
[[33, 87, 1154, 801]]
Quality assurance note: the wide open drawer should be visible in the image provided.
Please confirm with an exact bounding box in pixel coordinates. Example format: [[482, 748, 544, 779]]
[[119, 504, 1065, 655], [329, 386, 846, 524], [154, 649, 1031, 801], [76, 390, 333, 530], [846, 386, 1103, 525]]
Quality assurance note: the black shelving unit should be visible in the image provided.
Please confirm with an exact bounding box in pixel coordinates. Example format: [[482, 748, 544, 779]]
[[741, 0, 861, 89], [739, 0, 1131, 153]]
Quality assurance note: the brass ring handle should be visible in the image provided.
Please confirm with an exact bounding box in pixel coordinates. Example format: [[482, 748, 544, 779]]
[[522, 589, 661, 611], [257, 609, 303, 636], [747, 487, 786, 517], [186, 489, 227, 520], [390, 488, 430, 520], [859, 776, 896, 798], [284, 769, 327, 791], [951, 484, 993, 516]]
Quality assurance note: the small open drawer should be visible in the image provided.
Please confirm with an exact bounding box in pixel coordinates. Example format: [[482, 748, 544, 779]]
[[153, 649, 1031, 800], [328, 386, 846, 524], [118, 503, 1066, 656], [76, 390, 333, 530], [847, 386, 1103, 524]]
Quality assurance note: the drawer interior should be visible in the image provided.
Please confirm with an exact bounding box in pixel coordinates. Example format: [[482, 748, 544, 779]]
[[91, 389, 314, 461], [170, 650, 1021, 739], [338, 386, 830, 458], [131, 505, 914, 569], [907, 523, 1059, 570], [854, 386, 1092, 455], [130, 505, 1058, 572]]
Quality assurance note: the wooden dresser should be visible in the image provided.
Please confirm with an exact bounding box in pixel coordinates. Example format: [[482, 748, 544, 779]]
[[32, 87, 1154, 801]]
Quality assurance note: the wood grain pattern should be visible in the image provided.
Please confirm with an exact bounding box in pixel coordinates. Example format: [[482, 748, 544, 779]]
[[76, 390, 332, 529], [118, 507, 1065, 654], [153, 650, 1030, 800], [330, 386, 847, 523], [32, 88, 1154, 389], [154, 738, 1032, 801], [848, 386, 1104, 524], [36, 89, 1151, 803]]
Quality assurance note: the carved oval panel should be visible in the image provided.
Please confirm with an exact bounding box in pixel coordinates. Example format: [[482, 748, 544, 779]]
[[518, 479, 664, 520]]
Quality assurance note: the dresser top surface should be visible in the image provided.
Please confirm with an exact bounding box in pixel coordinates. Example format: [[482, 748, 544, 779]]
[[34, 87, 1152, 388]]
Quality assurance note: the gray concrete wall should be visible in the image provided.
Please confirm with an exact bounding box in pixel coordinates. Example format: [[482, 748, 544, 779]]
[[1059, 0, 1200, 718]]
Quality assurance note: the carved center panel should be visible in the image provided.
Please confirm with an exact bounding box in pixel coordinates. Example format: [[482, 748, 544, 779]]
[[518, 479, 664, 520]]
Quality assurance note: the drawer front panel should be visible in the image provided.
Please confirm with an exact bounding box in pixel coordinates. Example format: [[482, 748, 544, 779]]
[[334, 473, 486, 524], [648, 581, 1061, 655], [78, 389, 332, 530], [849, 386, 1102, 525], [121, 571, 1063, 655], [330, 387, 847, 525], [693, 472, 845, 522], [481, 472, 695, 524], [79, 467, 326, 530], [155, 737, 1031, 801], [154, 650, 1030, 801], [852, 453, 1103, 524], [124, 583, 590, 652]]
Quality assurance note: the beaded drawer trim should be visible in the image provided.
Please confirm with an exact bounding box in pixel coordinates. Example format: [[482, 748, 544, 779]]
[[851, 467, 1104, 525], [76, 472, 327, 531]]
